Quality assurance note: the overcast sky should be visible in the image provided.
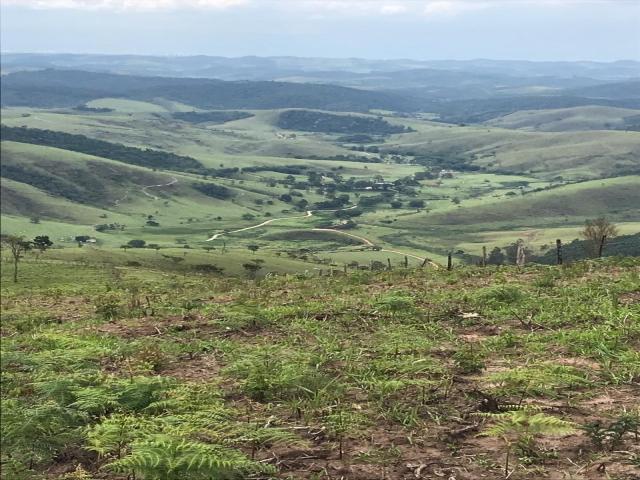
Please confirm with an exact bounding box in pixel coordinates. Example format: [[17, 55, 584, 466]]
[[1, 0, 639, 61]]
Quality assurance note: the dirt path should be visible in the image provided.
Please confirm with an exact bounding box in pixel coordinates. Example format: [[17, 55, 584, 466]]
[[206, 205, 358, 241], [206, 206, 439, 268], [114, 176, 178, 206], [207, 211, 313, 241], [312, 228, 439, 268], [141, 177, 178, 200]]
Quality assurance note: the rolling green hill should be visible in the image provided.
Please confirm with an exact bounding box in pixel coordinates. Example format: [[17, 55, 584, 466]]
[[395, 176, 640, 233], [485, 106, 640, 132], [1, 69, 638, 272], [0, 69, 419, 112]]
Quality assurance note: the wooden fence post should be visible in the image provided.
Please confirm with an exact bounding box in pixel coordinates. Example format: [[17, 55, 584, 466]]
[[556, 239, 562, 265], [404, 256, 409, 268], [482, 246, 487, 267], [598, 235, 607, 258], [387, 258, 392, 270], [344, 264, 347, 273], [447, 252, 452, 271], [516, 240, 526, 267]]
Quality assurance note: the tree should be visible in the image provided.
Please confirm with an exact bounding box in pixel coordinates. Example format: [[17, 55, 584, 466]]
[[408, 199, 425, 209], [487, 247, 506, 266], [243, 262, 263, 279], [32, 235, 53, 260], [2, 235, 32, 283], [75, 235, 91, 247], [247, 244, 260, 255], [582, 217, 618, 258], [127, 239, 146, 249]]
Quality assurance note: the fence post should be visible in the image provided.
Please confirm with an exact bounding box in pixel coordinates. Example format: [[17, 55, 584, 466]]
[[516, 240, 526, 267], [447, 252, 452, 271], [482, 246, 487, 267], [556, 239, 563, 265], [344, 264, 347, 273], [387, 258, 392, 270], [598, 235, 607, 258]]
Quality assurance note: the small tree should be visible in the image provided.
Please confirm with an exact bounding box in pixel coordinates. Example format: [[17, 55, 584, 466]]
[[247, 244, 260, 255], [2, 235, 32, 283], [478, 407, 575, 477], [32, 235, 53, 261], [582, 217, 618, 258], [243, 262, 263, 279], [408, 199, 425, 210], [75, 235, 91, 247], [487, 247, 505, 266], [127, 239, 146, 249]]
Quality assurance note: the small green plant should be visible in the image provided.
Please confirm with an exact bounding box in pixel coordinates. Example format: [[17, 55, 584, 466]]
[[375, 292, 415, 317], [582, 409, 639, 451], [477, 407, 576, 477], [453, 344, 486, 374]]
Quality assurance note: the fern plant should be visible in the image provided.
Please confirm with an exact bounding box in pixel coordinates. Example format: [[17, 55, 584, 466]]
[[477, 407, 576, 477], [107, 434, 274, 480]]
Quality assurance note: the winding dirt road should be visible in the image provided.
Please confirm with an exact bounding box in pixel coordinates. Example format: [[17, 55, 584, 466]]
[[207, 211, 314, 241], [114, 176, 178, 206], [141, 177, 178, 200], [206, 206, 439, 268]]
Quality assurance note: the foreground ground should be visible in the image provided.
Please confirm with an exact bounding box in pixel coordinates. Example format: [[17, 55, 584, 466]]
[[1, 256, 639, 479]]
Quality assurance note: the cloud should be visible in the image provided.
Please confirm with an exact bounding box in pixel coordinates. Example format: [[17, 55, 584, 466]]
[[2, 0, 631, 13], [380, 4, 408, 15], [422, 1, 491, 17], [1, 0, 247, 10]]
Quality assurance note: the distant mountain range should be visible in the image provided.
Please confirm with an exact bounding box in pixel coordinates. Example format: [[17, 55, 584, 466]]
[[3, 53, 639, 81], [2, 55, 639, 123]]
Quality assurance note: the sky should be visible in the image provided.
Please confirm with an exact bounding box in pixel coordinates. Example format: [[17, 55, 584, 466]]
[[1, 0, 639, 61]]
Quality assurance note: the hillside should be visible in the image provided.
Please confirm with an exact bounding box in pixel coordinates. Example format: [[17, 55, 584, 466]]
[[0, 69, 419, 112], [1, 256, 638, 479], [396, 176, 640, 232], [485, 106, 640, 132]]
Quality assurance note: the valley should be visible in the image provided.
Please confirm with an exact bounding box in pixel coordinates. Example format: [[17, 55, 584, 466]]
[[2, 69, 639, 276]]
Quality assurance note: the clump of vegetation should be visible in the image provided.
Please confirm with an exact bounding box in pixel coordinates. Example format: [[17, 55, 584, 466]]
[[277, 110, 412, 134]]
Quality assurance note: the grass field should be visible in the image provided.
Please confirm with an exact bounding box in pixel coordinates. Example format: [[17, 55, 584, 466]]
[[1, 255, 638, 479]]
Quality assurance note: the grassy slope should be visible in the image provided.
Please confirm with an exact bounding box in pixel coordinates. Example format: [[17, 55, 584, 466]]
[[2, 103, 638, 267], [1, 256, 639, 479], [384, 118, 640, 179], [485, 105, 640, 132], [398, 176, 640, 230]]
